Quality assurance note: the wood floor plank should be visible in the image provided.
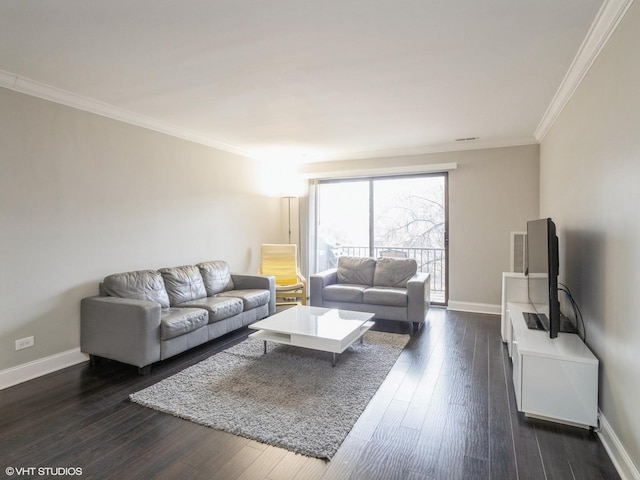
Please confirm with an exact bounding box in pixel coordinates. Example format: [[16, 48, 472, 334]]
[[70, 412, 180, 479], [350, 393, 421, 480], [487, 320, 520, 480], [462, 454, 489, 480], [433, 402, 479, 480], [348, 427, 420, 480], [108, 417, 214, 480], [349, 399, 419, 480], [285, 456, 327, 480], [193, 444, 265, 480], [236, 445, 289, 480], [180, 428, 250, 470], [400, 352, 444, 430], [7, 402, 144, 466], [500, 343, 550, 480], [153, 460, 198, 480], [430, 312, 482, 479], [265, 450, 317, 480], [318, 435, 367, 480], [404, 352, 460, 476], [347, 357, 411, 442], [465, 318, 490, 462], [563, 425, 619, 480]]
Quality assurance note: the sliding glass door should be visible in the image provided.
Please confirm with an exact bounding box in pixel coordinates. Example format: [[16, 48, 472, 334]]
[[315, 180, 370, 271], [314, 174, 448, 305]]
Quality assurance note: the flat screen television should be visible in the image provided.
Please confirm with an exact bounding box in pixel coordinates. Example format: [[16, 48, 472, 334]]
[[526, 218, 561, 338]]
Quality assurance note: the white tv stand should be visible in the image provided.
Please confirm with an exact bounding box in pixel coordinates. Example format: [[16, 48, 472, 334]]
[[502, 275, 599, 428]]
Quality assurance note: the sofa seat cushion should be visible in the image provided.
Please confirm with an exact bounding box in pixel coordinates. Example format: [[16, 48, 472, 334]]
[[159, 265, 207, 305], [197, 260, 235, 295], [216, 289, 270, 311], [161, 307, 208, 340], [337, 256, 376, 286], [363, 287, 408, 307], [322, 284, 367, 303], [373, 258, 418, 288], [178, 296, 244, 323], [103, 270, 170, 308]]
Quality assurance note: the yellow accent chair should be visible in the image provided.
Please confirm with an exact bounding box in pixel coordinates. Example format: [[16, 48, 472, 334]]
[[260, 244, 307, 305]]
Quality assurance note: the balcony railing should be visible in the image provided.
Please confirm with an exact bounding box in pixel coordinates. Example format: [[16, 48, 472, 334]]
[[333, 245, 446, 304]]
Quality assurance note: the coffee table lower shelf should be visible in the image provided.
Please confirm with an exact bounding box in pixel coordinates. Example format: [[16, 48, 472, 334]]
[[249, 320, 375, 367]]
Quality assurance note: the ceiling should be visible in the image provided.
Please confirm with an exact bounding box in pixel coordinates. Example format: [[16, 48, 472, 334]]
[[0, 0, 608, 163]]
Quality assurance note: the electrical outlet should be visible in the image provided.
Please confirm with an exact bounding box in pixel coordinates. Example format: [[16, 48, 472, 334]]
[[15, 336, 35, 350]]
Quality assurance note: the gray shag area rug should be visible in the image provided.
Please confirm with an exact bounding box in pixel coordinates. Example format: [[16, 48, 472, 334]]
[[130, 330, 409, 460]]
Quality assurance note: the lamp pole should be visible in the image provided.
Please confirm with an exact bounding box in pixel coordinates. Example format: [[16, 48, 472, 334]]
[[285, 196, 295, 244]]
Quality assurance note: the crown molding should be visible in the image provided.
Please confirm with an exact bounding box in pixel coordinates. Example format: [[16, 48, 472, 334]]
[[0, 69, 18, 88], [534, 0, 636, 142], [301, 162, 458, 180], [315, 136, 538, 163], [0, 69, 538, 163], [0, 70, 252, 158]]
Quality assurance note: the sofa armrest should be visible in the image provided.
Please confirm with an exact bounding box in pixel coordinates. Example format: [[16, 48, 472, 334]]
[[407, 273, 431, 323], [80, 296, 162, 368], [309, 268, 338, 307], [231, 273, 276, 315]]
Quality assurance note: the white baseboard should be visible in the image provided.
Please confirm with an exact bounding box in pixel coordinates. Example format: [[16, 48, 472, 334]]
[[0, 348, 89, 390], [597, 410, 640, 480], [446, 301, 501, 315]]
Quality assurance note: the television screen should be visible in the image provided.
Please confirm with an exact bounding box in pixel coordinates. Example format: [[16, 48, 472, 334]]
[[526, 218, 560, 338]]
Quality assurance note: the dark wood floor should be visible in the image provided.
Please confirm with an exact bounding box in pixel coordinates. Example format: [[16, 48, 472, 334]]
[[1, 308, 619, 480]]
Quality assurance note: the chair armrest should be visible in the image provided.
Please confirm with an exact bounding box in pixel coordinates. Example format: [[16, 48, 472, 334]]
[[231, 273, 276, 315], [231, 273, 274, 290], [407, 273, 431, 323], [309, 268, 338, 306], [80, 296, 162, 368]]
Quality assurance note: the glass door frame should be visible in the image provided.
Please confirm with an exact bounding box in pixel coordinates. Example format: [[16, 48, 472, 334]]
[[312, 172, 449, 306]]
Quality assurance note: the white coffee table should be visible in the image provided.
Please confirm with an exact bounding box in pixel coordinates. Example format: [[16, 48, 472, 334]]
[[248, 305, 375, 366]]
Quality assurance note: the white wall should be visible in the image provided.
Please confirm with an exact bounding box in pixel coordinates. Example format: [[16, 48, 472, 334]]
[[0, 87, 282, 373], [540, 1, 640, 475], [302, 144, 540, 310]]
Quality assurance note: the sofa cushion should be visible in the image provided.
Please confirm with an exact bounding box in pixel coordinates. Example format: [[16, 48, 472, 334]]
[[322, 284, 366, 303], [217, 289, 270, 311], [103, 270, 170, 308], [337, 256, 376, 286], [160, 307, 208, 340], [363, 287, 408, 307], [197, 260, 235, 295], [178, 296, 244, 323], [373, 258, 418, 288], [159, 265, 207, 306]]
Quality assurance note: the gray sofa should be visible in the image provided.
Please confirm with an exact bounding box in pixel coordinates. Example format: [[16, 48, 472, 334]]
[[310, 256, 430, 331], [81, 260, 275, 374]]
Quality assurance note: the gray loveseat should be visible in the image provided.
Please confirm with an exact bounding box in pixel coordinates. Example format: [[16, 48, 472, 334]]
[[310, 256, 430, 331], [81, 260, 275, 374]]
